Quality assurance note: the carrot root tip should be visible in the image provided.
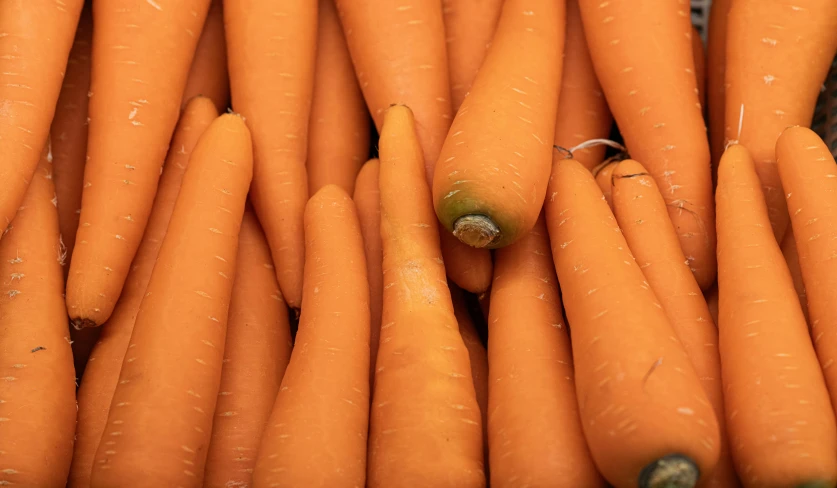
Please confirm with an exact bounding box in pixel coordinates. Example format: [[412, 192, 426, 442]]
[[71, 317, 98, 330], [638, 454, 700, 488], [453, 215, 500, 248]]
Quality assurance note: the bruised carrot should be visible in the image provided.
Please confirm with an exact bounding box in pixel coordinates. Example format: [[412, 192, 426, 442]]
[[66, 0, 211, 328], [369, 105, 485, 487], [89, 113, 252, 486], [691, 25, 706, 113], [433, 0, 565, 250], [204, 210, 293, 487], [487, 214, 604, 487], [545, 157, 720, 488], [182, 0, 229, 113], [707, 0, 731, 169], [307, 0, 370, 195], [0, 144, 77, 487], [225, 0, 317, 309], [68, 97, 218, 488], [579, 0, 716, 290], [781, 226, 809, 324], [716, 143, 837, 486], [595, 161, 616, 210], [724, 0, 837, 241], [611, 159, 738, 487]]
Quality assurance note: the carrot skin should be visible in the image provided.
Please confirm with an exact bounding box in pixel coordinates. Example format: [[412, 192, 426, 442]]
[[183, 0, 229, 113], [595, 161, 616, 210], [707, 0, 731, 171], [691, 25, 707, 114], [781, 226, 809, 324]]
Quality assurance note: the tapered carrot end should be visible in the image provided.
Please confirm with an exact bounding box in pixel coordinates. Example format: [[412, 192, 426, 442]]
[[453, 215, 501, 248], [638, 454, 700, 488], [71, 317, 98, 330]]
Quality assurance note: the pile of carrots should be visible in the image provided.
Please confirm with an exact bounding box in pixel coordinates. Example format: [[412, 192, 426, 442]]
[[4, 0, 837, 486]]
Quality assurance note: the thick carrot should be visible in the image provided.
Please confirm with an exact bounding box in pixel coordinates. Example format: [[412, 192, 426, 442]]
[[691, 25, 706, 114], [204, 210, 293, 487], [724, 0, 837, 241], [707, 0, 731, 170], [611, 159, 738, 488], [0, 0, 84, 237], [182, 0, 229, 113], [487, 214, 604, 487], [553, 0, 613, 171], [441, 0, 504, 111], [544, 157, 720, 488], [68, 97, 218, 488], [307, 0, 370, 195], [354, 159, 383, 386], [716, 143, 837, 486], [595, 161, 616, 210], [89, 113, 252, 486], [579, 0, 716, 290], [369, 105, 484, 487], [224, 0, 317, 309], [66, 0, 211, 328], [781, 226, 809, 324], [0, 143, 77, 487], [433, 0, 565, 250]]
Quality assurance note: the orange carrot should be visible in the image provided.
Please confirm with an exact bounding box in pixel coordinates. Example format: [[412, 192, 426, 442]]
[[595, 161, 617, 210], [579, 0, 716, 290], [781, 225, 809, 324], [225, 0, 317, 309], [204, 210, 293, 487], [707, 0, 731, 170], [182, 0, 229, 113], [440, 231, 494, 293], [433, 0, 565, 249], [354, 159, 383, 386], [66, 0, 211, 328], [544, 157, 720, 488], [611, 159, 738, 488], [724, 0, 837, 241], [706, 284, 719, 328], [478, 288, 490, 324], [716, 143, 837, 486], [441, 0, 504, 111], [307, 0, 370, 195], [487, 214, 604, 487], [369, 105, 484, 487], [89, 113, 252, 486], [691, 25, 706, 114], [68, 97, 218, 488], [0, 144, 77, 487]]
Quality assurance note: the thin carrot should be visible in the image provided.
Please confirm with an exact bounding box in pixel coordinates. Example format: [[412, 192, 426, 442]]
[[487, 214, 604, 487], [611, 159, 738, 488], [182, 0, 229, 113], [579, 0, 716, 290], [68, 97, 218, 488], [89, 113, 252, 486], [307, 0, 370, 195], [369, 105, 484, 487], [724, 0, 837, 241], [66, 0, 212, 328], [544, 157, 720, 488], [553, 0, 613, 171], [781, 226, 809, 324], [433, 0, 565, 249], [224, 0, 317, 309], [441, 0, 504, 111], [204, 210, 293, 487], [595, 161, 617, 210], [716, 143, 837, 486], [440, 231, 494, 293], [705, 285, 719, 328], [0, 143, 77, 487], [354, 159, 383, 386], [707, 0, 731, 170], [691, 25, 706, 114]]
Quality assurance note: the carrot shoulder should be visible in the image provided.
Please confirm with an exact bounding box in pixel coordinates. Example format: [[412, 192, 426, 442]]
[[182, 0, 229, 113]]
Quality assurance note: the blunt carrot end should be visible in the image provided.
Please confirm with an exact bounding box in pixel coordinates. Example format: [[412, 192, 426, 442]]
[[638, 454, 699, 488], [72, 317, 96, 330], [453, 215, 501, 249]]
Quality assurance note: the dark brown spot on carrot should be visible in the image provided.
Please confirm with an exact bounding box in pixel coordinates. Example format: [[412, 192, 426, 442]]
[[31, 346, 46, 353], [642, 357, 664, 387], [638, 454, 699, 488]]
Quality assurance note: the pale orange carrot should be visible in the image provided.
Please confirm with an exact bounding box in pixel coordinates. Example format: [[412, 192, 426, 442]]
[[692, 25, 707, 113], [707, 0, 731, 169], [595, 161, 616, 210], [183, 0, 229, 113], [781, 225, 809, 324]]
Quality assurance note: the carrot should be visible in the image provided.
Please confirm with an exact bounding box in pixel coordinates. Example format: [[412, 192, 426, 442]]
[[354, 159, 383, 386], [579, 0, 716, 290], [307, 0, 370, 195], [369, 105, 484, 487], [182, 0, 229, 113], [224, 0, 317, 310], [611, 159, 738, 488], [553, 0, 613, 171], [544, 157, 720, 488], [707, 0, 731, 170], [691, 25, 706, 114], [68, 97, 218, 488], [441, 0, 504, 111], [781, 225, 809, 324], [724, 0, 837, 241], [716, 143, 837, 486], [0, 143, 77, 487], [595, 161, 617, 210], [440, 231, 494, 293], [204, 210, 293, 487], [706, 284, 719, 327], [89, 113, 252, 486], [487, 213, 604, 487], [478, 288, 490, 324], [433, 0, 565, 250], [66, 0, 212, 328]]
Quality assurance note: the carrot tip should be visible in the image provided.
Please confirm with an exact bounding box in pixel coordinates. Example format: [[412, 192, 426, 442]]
[[453, 215, 500, 248], [638, 454, 700, 488], [71, 317, 98, 330]]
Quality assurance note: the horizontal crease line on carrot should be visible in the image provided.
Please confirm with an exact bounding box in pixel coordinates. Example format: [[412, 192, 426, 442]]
[[453, 215, 500, 248]]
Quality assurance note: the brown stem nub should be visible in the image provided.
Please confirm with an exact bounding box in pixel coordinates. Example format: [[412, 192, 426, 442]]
[[71, 317, 98, 331], [453, 215, 500, 248], [638, 454, 700, 488]]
